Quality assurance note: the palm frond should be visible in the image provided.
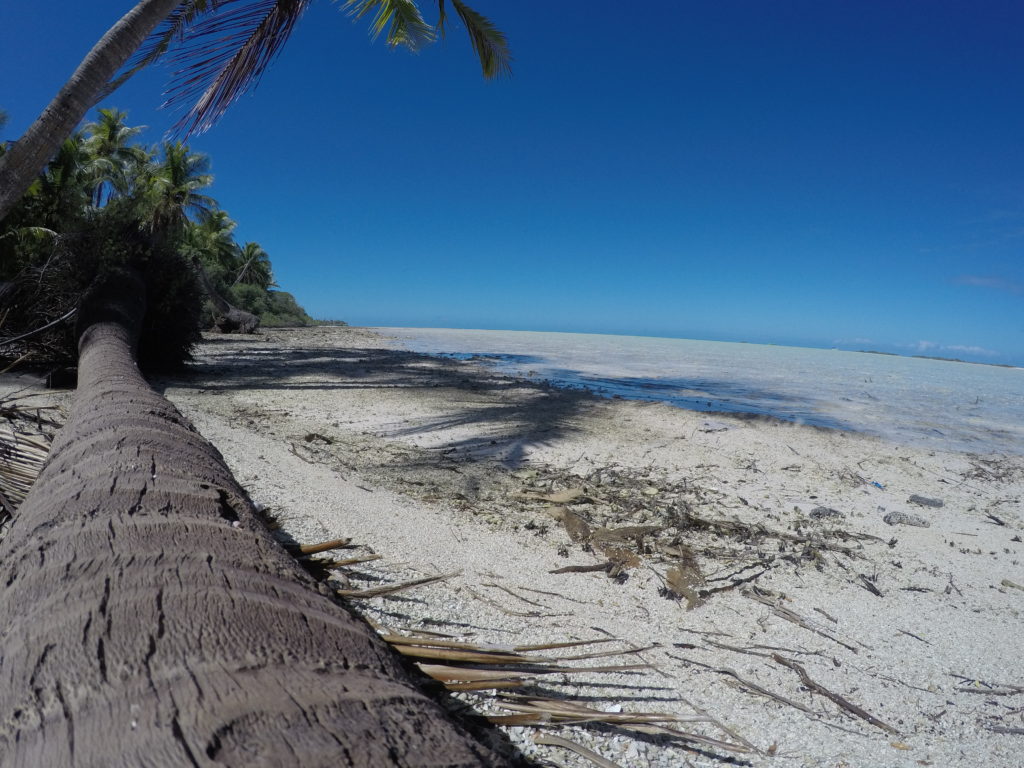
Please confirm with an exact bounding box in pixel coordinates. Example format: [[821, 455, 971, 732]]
[[449, 0, 510, 78], [344, 0, 436, 50], [163, 0, 315, 136], [152, 0, 507, 135], [101, 1, 225, 102], [435, 0, 447, 37], [0, 226, 60, 244]]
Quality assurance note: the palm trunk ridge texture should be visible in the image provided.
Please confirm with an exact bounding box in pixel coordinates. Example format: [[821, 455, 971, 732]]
[[0, 269, 505, 766]]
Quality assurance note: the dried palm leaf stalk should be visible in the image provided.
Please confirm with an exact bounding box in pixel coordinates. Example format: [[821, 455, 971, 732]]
[[336, 572, 457, 599], [0, 402, 60, 515]]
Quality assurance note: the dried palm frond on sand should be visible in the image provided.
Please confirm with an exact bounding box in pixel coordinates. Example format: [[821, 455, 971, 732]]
[[279, 527, 758, 766], [0, 395, 62, 521]]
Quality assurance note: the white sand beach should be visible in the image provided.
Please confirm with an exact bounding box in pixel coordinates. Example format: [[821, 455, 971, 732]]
[[7, 325, 1024, 767], [152, 326, 1024, 767]]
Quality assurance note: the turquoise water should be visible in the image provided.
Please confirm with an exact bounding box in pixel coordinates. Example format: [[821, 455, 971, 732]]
[[377, 327, 1024, 455]]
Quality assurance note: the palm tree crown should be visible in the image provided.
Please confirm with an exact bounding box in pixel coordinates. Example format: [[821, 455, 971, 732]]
[[142, 141, 217, 231], [0, 0, 509, 222], [83, 109, 149, 205]]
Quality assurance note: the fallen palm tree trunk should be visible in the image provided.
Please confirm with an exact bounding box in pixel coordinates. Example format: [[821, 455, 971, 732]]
[[0, 269, 509, 766]]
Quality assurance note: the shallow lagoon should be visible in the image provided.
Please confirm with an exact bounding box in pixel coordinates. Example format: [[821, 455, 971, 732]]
[[378, 327, 1024, 455]]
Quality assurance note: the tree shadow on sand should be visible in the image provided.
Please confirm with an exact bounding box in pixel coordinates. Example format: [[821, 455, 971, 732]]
[[156, 341, 597, 469]]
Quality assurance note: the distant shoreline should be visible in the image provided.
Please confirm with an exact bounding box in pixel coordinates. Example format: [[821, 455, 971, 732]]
[[856, 349, 1018, 369]]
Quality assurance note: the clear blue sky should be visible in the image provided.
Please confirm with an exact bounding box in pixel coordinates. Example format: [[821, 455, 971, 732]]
[[3, 1, 1023, 364]]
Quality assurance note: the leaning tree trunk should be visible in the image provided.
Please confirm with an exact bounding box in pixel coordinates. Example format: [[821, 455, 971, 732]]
[[193, 257, 261, 334], [0, 270, 508, 766], [0, 0, 182, 222]]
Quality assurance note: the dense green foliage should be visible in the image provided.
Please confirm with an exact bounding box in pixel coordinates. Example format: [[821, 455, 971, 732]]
[[0, 109, 316, 369]]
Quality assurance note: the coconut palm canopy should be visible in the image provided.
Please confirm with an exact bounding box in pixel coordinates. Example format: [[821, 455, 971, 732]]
[[137, 0, 509, 134], [0, 0, 508, 223], [0, 110, 313, 370]]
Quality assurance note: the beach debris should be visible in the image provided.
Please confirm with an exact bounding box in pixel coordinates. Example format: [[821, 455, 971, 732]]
[[516, 698, 753, 754], [858, 573, 884, 597], [0, 395, 63, 516], [814, 606, 838, 623], [316, 553, 383, 568], [870, 481, 885, 489], [670, 654, 814, 713], [895, 628, 930, 644], [560, 509, 593, 543], [675, 509, 876, 556], [596, 544, 642, 572], [955, 684, 1024, 696], [520, 487, 588, 504], [464, 585, 559, 618], [550, 561, 615, 575], [883, 511, 930, 527], [964, 457, 1023, 483], [284, 537, 353, 556], [908, 494, 944, 508], [372, 629, 752, 761], [336, 572, 457, 599], [517, 458, 887, 608], [544, 504, 593, 542], [950, 673, 1024, 696], [745, 588, 862, 653], [771, 653, 898, 734], [810, 505, 845, 521], [664, 552, 705, 610], [1000, 579, 1024, 593], [532, 733, 625, 768], [591, 524, 660, 545], [700, 420, 731, 433]]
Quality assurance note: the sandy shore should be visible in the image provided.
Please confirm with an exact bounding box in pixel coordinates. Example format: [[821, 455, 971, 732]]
[[8, 325, 1023, 767], [154, 326, 1024, 767]]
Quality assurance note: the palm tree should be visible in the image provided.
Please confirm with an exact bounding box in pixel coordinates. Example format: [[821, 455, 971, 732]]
[[187, 208, 240, 273], [142, 141, 217, 232], [232, 240, 275, 289], [0, 6, 516, 763], [30, 132, 95, 228], [0, 268, 507, 767], [83, 108, 149, 205], [0, 0, 510, 222]]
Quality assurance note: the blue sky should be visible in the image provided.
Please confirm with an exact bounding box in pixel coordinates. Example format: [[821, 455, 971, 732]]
[[2, 1, 1023, 364]]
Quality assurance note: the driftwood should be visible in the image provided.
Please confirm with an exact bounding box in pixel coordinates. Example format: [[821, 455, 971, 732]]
[[669, 654, 814, 714], [771, 654, 898, 734], [533, 733, 625, 768], [745, 589, 862, 653]]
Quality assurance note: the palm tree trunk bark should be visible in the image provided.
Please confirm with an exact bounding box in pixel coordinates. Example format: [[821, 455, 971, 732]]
[[0, 0, 181, 222], [0, 269, 507, 766]]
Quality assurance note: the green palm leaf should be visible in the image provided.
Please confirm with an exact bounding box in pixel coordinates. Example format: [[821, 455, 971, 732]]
[[442, 0, 511, 78], [162, 0, 316, 135], [344, 0, 435, 50], [149, 0, 507, 137], [102, 1, 225, 102]]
